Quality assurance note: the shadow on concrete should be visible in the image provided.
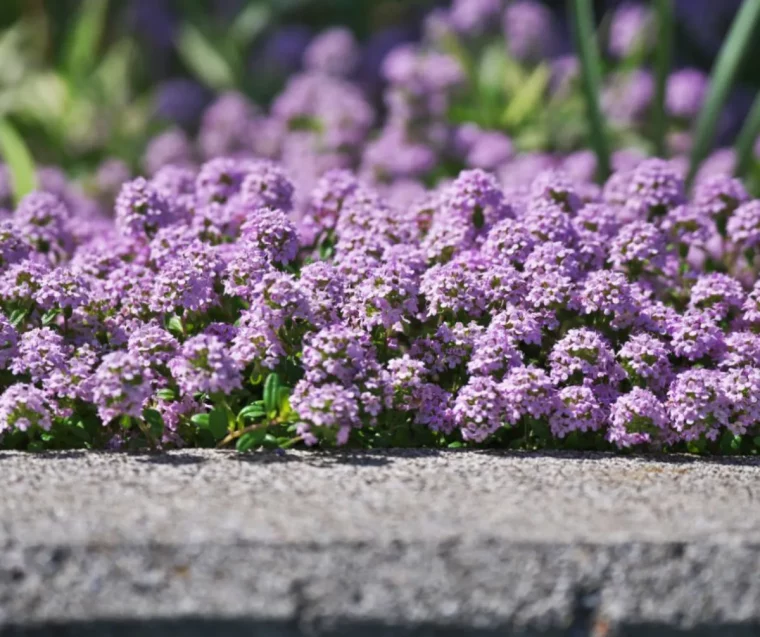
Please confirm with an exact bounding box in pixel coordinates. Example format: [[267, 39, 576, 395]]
[[3, 618, 759, 637]]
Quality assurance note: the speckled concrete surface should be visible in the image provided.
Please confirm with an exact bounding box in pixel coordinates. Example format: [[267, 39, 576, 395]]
[[1, 449, 759, 635]]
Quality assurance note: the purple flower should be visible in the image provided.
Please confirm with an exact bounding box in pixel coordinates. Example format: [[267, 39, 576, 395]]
[[240, 208, 299, 265], [291, 380, 361, 446], [195, 157, 251, 206], [579, 270, 636, 328], [608, 2, 653, 58], [549, 328, 625, 386], [661, 204, 713, 247], [222, 244, 273, 300], [467, 324, 523, 378], [149, 254, 217, 315], [305, 169, 360, 233], [128, 324, 179, 366], [490, 306, 543, 346], [503, 1, 556, 61], [720, 332, 760, 369], [169, 334, 241, 396], [689, 273, 745, 319], [14, 192, 72, 257], [34, 268, 90, 311], [530, 170, 582, 214], [302, 323, 378, 386], [500, 365, 557, 424], [667, 369, 730, 442], [608, 388, 669, 448], [421, 257, 486, 319], [0, 384, 52, 434], [722, 366, 760, 435], [303, 27, 360, 77], [670, 310, 725, 361], [666, 69, 708, 118], [454, 375, 506, 442], [481, 218, 535, 265], [727, 200, 760, 251], [11, 328, 69, 383], [115, 178, 173, 239], [240, 159, 295, 213], [298, 261, 346, 328], [92, 352, 154, 424], [449, 0, 502, 36], [742, 281, 760, 325], [618, 333, 673, 394], [0, 314, 18, 369], [692, 175, 749, 230], [625, 159, 686, 220], [574, 203, 620, 238], [198, 91, 258, 159], [142, 128, 194, 176], [550, 385, 606, 438], [410, 321, 482, 374], [230, 311, 285, 370], [250, 271, 312, 329], [523, 201, 578, 246], [609, 221, 667, 272], [349, 258, 421, 330], [0, 220, 32, 269]]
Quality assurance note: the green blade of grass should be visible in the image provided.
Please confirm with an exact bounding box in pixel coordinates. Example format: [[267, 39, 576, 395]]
[[652, 0, 674, 157], [62, 0, 109, 80], [176, 23, 237, 91], [734, 92, 760, 177], [0, 117, 37, 203], [569, 0, 611, 181], [687, 0, 760, 184]]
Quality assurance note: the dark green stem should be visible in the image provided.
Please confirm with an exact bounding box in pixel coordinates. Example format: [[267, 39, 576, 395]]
[[569, 0, 611, 181]]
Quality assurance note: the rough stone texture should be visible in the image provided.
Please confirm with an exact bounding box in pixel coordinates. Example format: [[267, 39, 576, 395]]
[[1, 449, 759, 636]]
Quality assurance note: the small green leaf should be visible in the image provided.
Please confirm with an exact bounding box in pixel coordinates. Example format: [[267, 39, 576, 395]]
[[754, 436, 760, 447], [142, 409, 165, 438], [156, 389, 176, 401], [208, 407, 229, 440], [502, 64, 550, 127], [0, 118, 37, 203], [176, 23, 236, 91], [9, 308, 29, 328], [238, 404, 266, 422], [230, 3, 271, 48], [62, 0, 110, 80], [263, 373, 281, 416], [236, 428, 267, 453], [41, 308, 62, 327], [191, 413, 210, 427], [448, 441, 464, 449], [167, 315, 184, 337]]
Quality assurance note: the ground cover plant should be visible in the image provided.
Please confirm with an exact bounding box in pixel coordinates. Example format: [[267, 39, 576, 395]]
[[1, 0, 760, 455]]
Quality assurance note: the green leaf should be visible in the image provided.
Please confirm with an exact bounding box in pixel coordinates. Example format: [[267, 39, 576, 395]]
[[156, 389, 176, 401], [502, 64, 550, 128], [448, 441, 464, 449], [735, 91, 760, 177], [190, 413, 210, 427], [208, 407, 229, 440], [62, 0, 110, 80], [176, 23, 236, 91], [8, 308, 29, 328], [166, 315, 184, 337], [263, 373, 281, 416], [238, 404, 266, 422], [688, 0, 760, 183], [230, 3, 272, 48], [0, 118, 37, 203], [142, 409, 165, 438], [41, 308, 62, 327], [651, 0, 674, 157], [568, 0, 611, 181], [236, 428, 267, 453]]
